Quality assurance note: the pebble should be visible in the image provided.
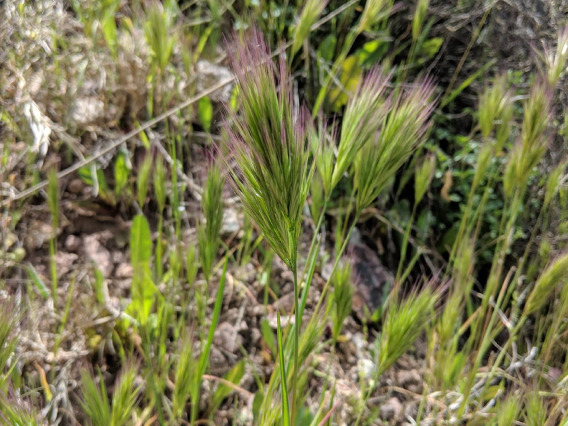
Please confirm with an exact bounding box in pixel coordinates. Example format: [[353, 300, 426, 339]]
[[380, 397, 403, 420]]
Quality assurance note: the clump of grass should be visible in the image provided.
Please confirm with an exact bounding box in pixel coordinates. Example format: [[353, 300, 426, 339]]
[[374, 286, 439, 377], [198, 163, 225, 282], [358, 0, 394, 34], [354, 286, 440, 425], [330, 260, 354, 342], [80, 363, 140, 426]]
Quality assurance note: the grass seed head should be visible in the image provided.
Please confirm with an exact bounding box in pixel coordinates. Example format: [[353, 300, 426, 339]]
[[525, 252, 568, 316], [353, 78, 436, 212], [358, 0, 394, 34], [546, 25, 568, 88], [291, 0, 328, 57], [374, 284, 440, 377], [332, 68, 391, 190], [504, 79, 552, 197], [198, 163, 225, 281], [223, 28, 312, 271], [414, 154, 436, 205]]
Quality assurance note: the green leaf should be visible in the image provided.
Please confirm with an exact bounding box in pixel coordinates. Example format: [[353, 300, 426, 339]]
[[127, 266, 156, 326], [316, 34, 336, 62], [260, 318, 276, 356], [26, 263, 49, 299], [198, 96, 213, 132], [130, 214, 152, 265], [101, 10, 118, 57], [328, 55, 362, 111], [355, 39, 388, 67], [93, 268, 106, 304], [419, 37, 443, 59], [129, 214, 155, 325], [229, 85, 239, 112], [114, 150, 131, 195], [441, 59, 496, 107], [137, 155, 153, 207]]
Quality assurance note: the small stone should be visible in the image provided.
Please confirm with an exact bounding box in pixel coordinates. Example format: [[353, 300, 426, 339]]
[[84, 235, 113, 277], [209, 346, 227, 371], [25, 220, 54, 249], [380, 397, 403, 420], [396, 369, 422, 393], [220, 208, 241, 235], [67, 178, 85, 194], [196, 60, 234, 103], [65, 235, 82, 252], [115, 263, 133, 279], [70, 97, 105, 127], [55, 252, 78, 278], [213, 322, 242, 353], [273, 293, 295, 313], [357, 359, 376, 381], [249, 327, 261, 345]]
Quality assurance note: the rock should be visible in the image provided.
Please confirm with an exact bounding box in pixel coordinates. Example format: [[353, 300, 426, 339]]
[[267, 313, 294, 329], [67, 178, 85, 194], [357, 359, 376, 381], [209, 346, 227, 372], [25, 220, 54, 249], [196, 60, 234, 103], [55, 252, 78, 278], [273, 293, 295, 313], [115, 263, 133, 279], [65, 235, 81, 252], [396, 369, 422, 393], [380, 397, 403, 421], [84, 234, 113, 277], [70, 97, 105, 127], [349, 242, 394, 319], [213, 322, 242, 353], [221, 208, 241, 235]]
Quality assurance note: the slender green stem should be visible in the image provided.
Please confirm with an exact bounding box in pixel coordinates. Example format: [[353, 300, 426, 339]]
[[49, 238, 58, 306], [313, 212, 360, 319], [396, 203, 417, 281], [291, 262, 299, 424]]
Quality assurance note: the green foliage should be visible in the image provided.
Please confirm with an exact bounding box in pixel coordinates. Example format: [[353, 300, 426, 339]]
[[137, 154, 153, 207], [81, 364, 139, 426], [331, 69, 390, 192], [3, 3, 568, 426], [80, 370, 111, 426], [209, 361, 245, 416], [330, 260, 354, 341], [373, 287, 438, 377], [198, 164, 225, 281], [128, 214, 157, 325], [525, 253, 568, 316], [172, 335, 195, 420], [197, 96, 213, 132], [277, 313, 291, 426], [353, 80, 436, 212], [144, 1, 177, 74], [291, 0, 327, 57]]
